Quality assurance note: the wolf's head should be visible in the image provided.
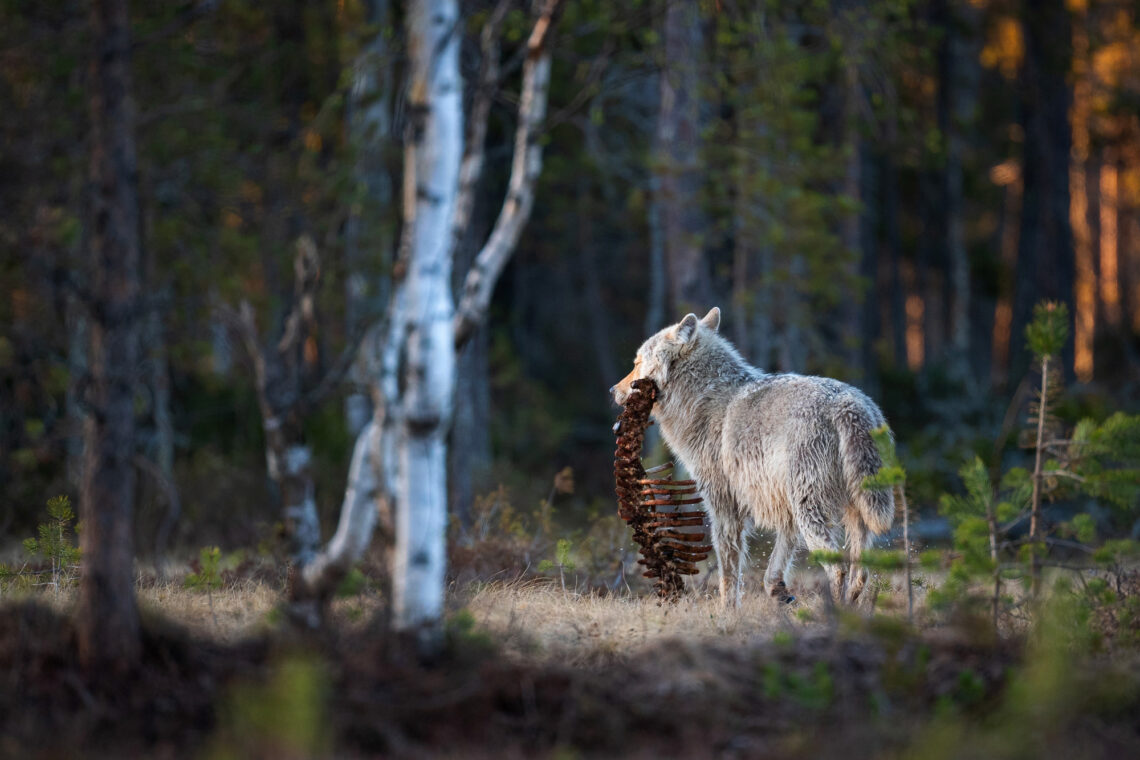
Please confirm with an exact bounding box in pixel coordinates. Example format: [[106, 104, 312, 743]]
[[610, 307, 721, 405]]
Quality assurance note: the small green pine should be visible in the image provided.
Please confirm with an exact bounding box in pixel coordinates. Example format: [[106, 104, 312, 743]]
[[1025, 301, 1069, 359]]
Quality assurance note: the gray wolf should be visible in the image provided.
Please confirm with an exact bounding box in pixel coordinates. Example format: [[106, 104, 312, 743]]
[[611, 307, 894, 605]]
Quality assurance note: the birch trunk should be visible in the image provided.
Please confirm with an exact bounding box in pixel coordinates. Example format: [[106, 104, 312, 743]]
[[298, 417, 383, 605], [392, 0, 462, 645]]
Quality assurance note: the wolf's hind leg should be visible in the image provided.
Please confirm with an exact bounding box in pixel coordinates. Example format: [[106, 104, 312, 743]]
[[793, 508, 847, 603], [764, 530, 796, 603], [843, 506, 870, 603]]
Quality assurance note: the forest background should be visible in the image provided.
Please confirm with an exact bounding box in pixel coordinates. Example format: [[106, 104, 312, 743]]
[[2, 0, 1139, 563]]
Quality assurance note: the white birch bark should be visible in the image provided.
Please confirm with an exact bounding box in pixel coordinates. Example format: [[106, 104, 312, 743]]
[[392, 0, 462, 643], [300, 418, 382, 591]]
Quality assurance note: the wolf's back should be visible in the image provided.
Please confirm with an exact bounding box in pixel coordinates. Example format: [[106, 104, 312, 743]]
[[832, 395, 895, 534]]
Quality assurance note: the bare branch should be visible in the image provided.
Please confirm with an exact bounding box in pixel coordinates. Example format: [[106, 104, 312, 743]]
[[454, 0, 561, 348], [449, 0, 513, 259]]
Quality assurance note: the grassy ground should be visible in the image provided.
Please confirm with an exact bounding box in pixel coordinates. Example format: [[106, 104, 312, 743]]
[[1, 562, 1137, 759], [464, 577, 876, 664]]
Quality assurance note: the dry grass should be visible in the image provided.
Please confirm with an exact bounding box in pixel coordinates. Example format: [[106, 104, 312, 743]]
[[1, 559, 933, 658], [459, 568, 930, 666], [462, 581, 810, 665], [0, 571, 386, 643], [138, 582, 281, 640]]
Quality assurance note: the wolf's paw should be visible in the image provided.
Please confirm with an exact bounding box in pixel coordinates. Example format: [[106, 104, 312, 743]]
[[769, 580, 796, 605]]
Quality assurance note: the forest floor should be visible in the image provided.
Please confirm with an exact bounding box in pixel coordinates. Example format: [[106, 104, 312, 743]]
[[2, 565, 1139, 759]]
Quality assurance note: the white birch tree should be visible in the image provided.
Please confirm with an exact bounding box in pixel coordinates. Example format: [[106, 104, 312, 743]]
[[295, 0, 560, 647], [388, 0, 463, 641]]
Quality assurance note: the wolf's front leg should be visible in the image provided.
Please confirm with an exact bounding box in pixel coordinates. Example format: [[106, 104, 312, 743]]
[[764, 529, 796, 603], [708, 511, 747, 608]]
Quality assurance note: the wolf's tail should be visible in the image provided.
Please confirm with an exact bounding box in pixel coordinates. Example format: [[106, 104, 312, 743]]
[[833, 398, 895, 535]]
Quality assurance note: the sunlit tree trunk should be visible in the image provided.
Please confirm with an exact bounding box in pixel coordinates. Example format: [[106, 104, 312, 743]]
[[1070, 3, 1095, 382], [79, 0, 141, 672]]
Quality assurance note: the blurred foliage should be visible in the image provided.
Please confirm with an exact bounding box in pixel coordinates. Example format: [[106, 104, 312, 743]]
[[206, 654, 330, 760]]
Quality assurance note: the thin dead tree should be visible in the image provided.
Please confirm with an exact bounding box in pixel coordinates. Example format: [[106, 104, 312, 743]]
[[222, 236, 363, 574]]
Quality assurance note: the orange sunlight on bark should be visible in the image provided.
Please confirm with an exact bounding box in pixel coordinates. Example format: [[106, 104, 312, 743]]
[[1099, 158, 1121, 327]]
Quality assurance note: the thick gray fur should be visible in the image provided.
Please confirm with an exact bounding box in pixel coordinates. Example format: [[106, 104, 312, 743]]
[[611, 307, 895, 605]]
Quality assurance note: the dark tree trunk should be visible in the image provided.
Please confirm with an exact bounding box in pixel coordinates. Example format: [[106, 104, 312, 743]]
[[857, 141, 879, 396], [939, 0, 981, 385], [1013, 0, 1075, 379], [655, 0, 711, 316], [450, 324, 492, 529], [918, 169, 945, 369], [840, 62, 866, 381], [79, 0, 141, 672], [883, 150, 907, 368]]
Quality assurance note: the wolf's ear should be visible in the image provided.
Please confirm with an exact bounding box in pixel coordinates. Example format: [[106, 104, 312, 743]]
[[676, 313, 699, 343], [701, 307, 721, 332]]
